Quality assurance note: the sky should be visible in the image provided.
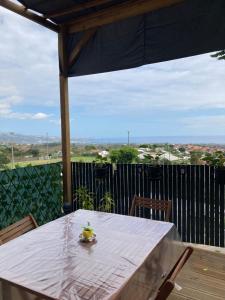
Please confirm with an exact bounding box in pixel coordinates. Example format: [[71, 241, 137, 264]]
[[1, 7, 225, 140]]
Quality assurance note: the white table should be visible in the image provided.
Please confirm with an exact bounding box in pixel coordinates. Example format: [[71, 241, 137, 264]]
[[0, 210, 183, 300]]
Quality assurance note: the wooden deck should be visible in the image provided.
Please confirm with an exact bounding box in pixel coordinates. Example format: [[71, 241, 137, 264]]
[[169, 244, 225, 300]]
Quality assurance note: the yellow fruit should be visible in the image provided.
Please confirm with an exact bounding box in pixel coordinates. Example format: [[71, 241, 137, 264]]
[[83, 229, 93, 239]]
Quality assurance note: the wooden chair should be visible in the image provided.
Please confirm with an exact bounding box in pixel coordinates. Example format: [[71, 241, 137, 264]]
[[155, 246, 193, 300], [0, 214, 38, 245], [129, 195, 172, 222]]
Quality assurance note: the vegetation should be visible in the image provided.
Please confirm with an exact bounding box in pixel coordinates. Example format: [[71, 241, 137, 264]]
[[74, 186, 114, 213], [75, 186, 94, 210], [190, 151, 203, 165], [99, 192, 114, 212], [94, 154, 107, 163], [110, 146, 138, 163], [84, 145, 96, 151], [82, 221, 93, 232], [139, 144, 149, 148], [211, 50, 225, 60], [30, 149, 40, 157], [203, 151, 225, 167], [0, 152, 10, 169], [1, 142, 225, 167], [142, 151, 163, 164], [178, 147, 186, 153]]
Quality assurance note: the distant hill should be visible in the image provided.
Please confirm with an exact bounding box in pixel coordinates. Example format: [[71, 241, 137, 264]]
[[1, 132, 225, 145], [0, 132, 60, 144], [0, 132, 90, 145]]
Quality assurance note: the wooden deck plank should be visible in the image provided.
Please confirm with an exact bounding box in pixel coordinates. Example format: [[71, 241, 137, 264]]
[[175, 274, 225, 298], [172, 287, 224, 300], [169, 244, 225, 300]]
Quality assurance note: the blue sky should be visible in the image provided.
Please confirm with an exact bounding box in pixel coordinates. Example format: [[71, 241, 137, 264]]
[[1, 7, 225, 139]]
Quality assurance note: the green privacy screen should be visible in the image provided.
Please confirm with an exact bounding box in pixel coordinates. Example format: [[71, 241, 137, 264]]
[[0, 163, 63, 229]]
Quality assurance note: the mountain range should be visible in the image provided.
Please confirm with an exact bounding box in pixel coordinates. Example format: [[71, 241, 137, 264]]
[[0, 132, 60, 144], [1, 132, 225, 145]]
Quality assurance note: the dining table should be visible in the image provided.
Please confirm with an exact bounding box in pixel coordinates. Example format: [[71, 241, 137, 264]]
[[0, 209, 183, 300]]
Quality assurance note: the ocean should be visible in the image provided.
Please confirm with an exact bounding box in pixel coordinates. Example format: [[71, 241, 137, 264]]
[[72, 136, 225, 145]]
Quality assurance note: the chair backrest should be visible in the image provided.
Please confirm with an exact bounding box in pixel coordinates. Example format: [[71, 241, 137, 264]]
[[0, 214, 38, 245], [129, 196, 172, 222], [155, 246, 193, 300]]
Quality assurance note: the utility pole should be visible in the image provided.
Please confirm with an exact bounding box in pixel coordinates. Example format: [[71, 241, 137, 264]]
[[168, 144, 171, 161], [11, 144, 14, 169], [128, 131, 130, 146], [10, 132, 15, 169], [46, 132, 49, 159]]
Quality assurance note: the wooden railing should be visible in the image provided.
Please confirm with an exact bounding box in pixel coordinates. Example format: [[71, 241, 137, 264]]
[[72, 162, 225, 247]]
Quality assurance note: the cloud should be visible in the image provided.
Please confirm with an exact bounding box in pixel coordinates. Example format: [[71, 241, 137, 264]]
[[0, 7, 58, 108], [0, 8, 56, 123], [0, 95, 22, 115], [69, 54, 225, 115], [0, 108, 51, 120], [2, 7, 225, 116], [0, 94, 51, 120], [182, 115, 225, 135], [32, 112, 49, 120], [1, 7, 225, 137]]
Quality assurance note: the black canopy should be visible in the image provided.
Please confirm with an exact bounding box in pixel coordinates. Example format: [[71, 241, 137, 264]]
[[17, 0, 225, 76]]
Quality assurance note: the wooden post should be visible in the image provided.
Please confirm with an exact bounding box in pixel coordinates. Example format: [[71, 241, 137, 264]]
[[58, 26, 72, 206]]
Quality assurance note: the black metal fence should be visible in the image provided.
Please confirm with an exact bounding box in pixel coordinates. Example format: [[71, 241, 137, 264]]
[[72, 162, 225, 247]]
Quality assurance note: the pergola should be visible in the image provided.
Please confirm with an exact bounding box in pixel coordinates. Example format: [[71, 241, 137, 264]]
[[1, 0, 225, 205]]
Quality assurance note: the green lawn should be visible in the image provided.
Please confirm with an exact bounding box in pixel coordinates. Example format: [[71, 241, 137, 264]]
[[5, 156, 96, 169], [71, 156, 96, 162]]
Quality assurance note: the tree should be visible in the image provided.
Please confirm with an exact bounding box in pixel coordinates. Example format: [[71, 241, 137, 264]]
[[150, 144, 158, 150], [139, 144, 149, 148], [94, 154, 107, 163], [109, 147, 138, 163], [0, 152, 10, 169], [109, 149, 120, 163], [211, 50, 225, 60], [178, 147, 186, 153], [85, 145, 96, 151], [202, 151, 225, 167], [30, 149, 40, 157], [190, 151, 202, 165]]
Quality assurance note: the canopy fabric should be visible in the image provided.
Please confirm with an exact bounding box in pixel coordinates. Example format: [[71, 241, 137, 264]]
[[18, 0, 225, 77]]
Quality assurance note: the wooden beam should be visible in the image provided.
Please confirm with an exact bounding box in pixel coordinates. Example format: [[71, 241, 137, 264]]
[[69, 28, 97, 68], [58, 25, 69, 76], [67, 0, 183, 33], [59, 75, 72, 205], [45, 0, 112, 19], [58, 26, 72, 205], [0, 0, 59, 33]]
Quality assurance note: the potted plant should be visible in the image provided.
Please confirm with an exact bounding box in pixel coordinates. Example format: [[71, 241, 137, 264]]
[[95, 165, 109, 179], [145, 165, 162, 181], [93, 157, 109, 179], [99, 192, 114, 213], [75, 186, 94, 210]]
